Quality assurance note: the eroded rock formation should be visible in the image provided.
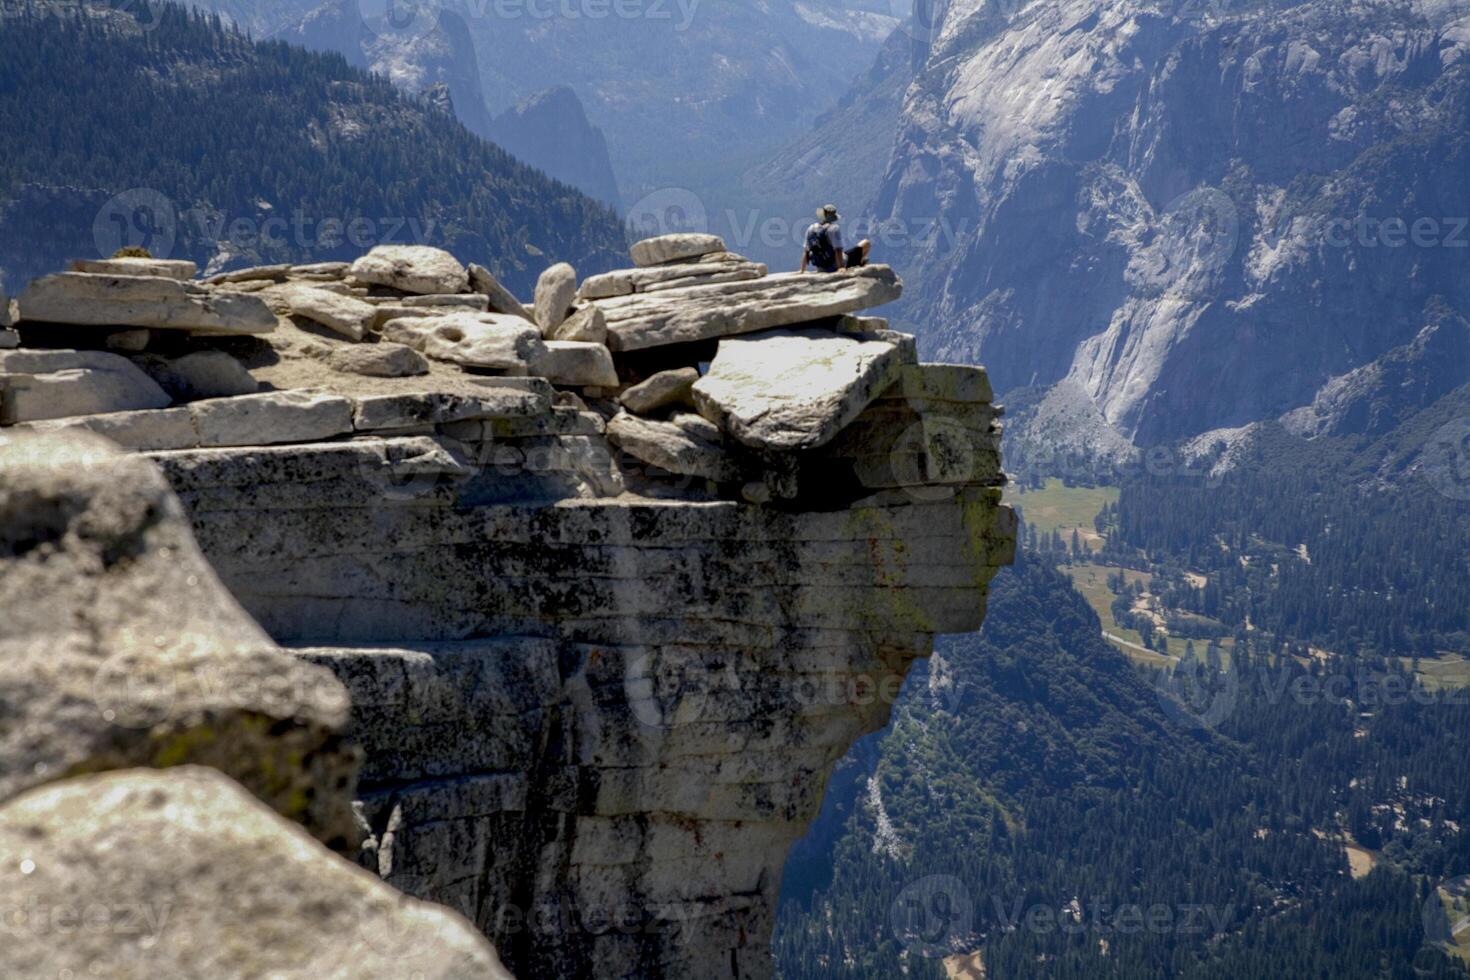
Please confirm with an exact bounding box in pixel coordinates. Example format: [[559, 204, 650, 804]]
[[1, 236, 1013, 978]]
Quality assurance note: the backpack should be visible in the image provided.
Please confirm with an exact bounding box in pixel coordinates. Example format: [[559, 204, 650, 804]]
[[806, 223, 836, 268]]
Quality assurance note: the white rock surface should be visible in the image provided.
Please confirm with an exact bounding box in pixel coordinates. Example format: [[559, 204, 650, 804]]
[[273, 282, 377, 340], [548, 304, 607, 343], [350, 245, 469, 295], [693, 327, 906, 451], [381, 312, 548, 371], [135, 350, 259, 401], [71, 257, 197, 279], [0, 348, 170, 423], [620, 366, 699, 414], [352, 387, 549, 431], [629, 233, 726, 267], [10, 406, 200, 451], [204, 263, 291, 285], [18, 273, 277, 335], [532, 340, 619, 387], [0, 767, 513, 980], [579, 258, 766, 299], [534, 261, 578, 334], [469, 262, 535, 322], [398, 293, 488, 310], [189, 390, 355, 447], [326, 343, 430, 378], [595, 265, 902, 351]]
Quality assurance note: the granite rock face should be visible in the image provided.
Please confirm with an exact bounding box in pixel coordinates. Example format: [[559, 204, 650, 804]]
[[0, 432, 358, 846], [18, 273, 277, 335], [0, 243, 1012, 980], [0, 766, 512, 980]]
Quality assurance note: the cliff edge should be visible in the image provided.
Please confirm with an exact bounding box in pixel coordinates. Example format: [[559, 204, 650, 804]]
[[0, 238, 1014, 978]]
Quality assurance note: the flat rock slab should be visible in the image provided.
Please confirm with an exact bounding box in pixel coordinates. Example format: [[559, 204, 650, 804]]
[[0, 767, 512, 980], [0, 433, 356, 843], [9, 406, 201, 451], [0, 348, 170, 423], [630, 233, 726, 267], [692, 327, 906, 452], [595, 265, 902, 351], [607, 410, 742, 482], [18, 273, 277, 335], [469, 263, 535, 322], [203, 263, 292, 285], [382, 312, 548, 372], [267, 282, 377, 340], [71, 257, 197, 279], [188, 390, 355, 447], [578, 259, 766, 299], [350, 245, 469, 295], [353, 386, 550, 431]]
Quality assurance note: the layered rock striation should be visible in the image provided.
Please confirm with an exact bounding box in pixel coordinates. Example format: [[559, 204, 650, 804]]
[[1, 236, 1013, 978]]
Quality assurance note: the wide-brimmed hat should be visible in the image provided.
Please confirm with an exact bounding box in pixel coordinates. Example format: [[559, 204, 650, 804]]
[[817, 204, 839, 221]]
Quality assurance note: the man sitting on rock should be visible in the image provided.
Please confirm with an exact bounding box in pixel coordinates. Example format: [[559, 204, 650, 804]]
[[800, 204, 871, 274]]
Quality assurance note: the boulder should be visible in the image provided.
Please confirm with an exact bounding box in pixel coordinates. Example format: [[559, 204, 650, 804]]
[[629, 233, 726, 267], [595, 265, 902, 351], [0, 329, 17, 349], [17, 273, 277, 336], [272, 282, 377, 340], [0, 767, 512, 980], [620, 366, 698, 414], [104, 329, 151, 352], [0, 284, 10, 327], [579, 259, 766, 300], [326, 343, 430, 378], [692, 327, 906, 451], [350, 245, 469, 295], [0, 349, 170, 424], [532, 340, 619, 387], [188, 390, 355, 447], [135, 350, 259, 402], [0, 433, 357, 843], [549, 304, 607, 343], [203, 263, 292, 285], [469, 263, 535, 322], [534, 261, 577, 334], [71, 257, 197, 279], [381, 312, 548, 372], [606, 410, 741, 482]]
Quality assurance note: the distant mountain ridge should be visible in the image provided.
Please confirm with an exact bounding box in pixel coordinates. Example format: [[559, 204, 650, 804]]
[[873, 0, 1470, 452], [0, 0, 625, 295]]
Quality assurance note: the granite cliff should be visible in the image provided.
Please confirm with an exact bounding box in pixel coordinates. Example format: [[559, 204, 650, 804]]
[[0, 237, 1013, 977], [873, 0, 1470, 455]]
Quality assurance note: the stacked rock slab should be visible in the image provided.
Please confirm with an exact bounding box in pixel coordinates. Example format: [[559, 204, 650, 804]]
[[0, 236, 1014, 980]]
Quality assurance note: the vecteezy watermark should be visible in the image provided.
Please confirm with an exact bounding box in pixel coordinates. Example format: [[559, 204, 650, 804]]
[[992, 896, 1235, 937], [624, 186, 972, 258], [357, 0, 441, 43], [488, 896, 697, 945], [890, 875, 975, 958], [1154, 654, 1239, 730], [94, 188, 178, 260], [1421, 417, 1470, 502], [91, 188, 445, 260], [0, 896, 173, 940], [1138, 186, 1240, 295], [1422, 874, 1470, 955], [1324, 215, 1470, 249]]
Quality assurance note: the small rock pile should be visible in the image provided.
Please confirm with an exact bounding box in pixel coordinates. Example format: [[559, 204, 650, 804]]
[[1, 235, 940, 504]]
